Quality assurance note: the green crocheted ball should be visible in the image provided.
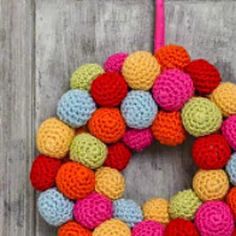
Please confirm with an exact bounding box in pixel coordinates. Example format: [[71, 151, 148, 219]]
[[169, 189, 202, 220], [181, 97, 222, 137], [70, 133, 107, 169], [70, 64, 104, 90]]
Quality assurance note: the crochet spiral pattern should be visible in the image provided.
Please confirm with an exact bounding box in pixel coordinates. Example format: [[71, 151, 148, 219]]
[[31, 44, 236, 236]]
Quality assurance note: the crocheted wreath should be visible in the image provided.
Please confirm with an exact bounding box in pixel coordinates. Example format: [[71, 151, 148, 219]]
[[30, 45, 236, 236]]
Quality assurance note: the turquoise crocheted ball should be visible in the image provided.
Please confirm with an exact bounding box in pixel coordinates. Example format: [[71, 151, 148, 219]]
[[121, 91, 158, 129], [57, 89, 96, 128], [37, 188, 74, 226], [226, 153, 236, 185], [113, 198, 143, 227]]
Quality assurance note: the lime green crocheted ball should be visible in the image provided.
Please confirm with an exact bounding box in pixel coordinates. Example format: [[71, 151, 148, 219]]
[[70, 64, 104, 90], [181, 97, 222, 137], [70, 133, 107, 169], [169, 189, 202, 220]]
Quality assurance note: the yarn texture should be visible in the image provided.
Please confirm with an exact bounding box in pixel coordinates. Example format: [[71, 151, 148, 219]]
[[57, 89, 96, 128], [58, 221, 92, 236], [226, 153, 236, 185], [193, 169, 229, 201], [181, 97, 222, 137], [73, 192, 112, 229], [104, 52, 128, 72], [70, 133, 107, 169], [226, 187, 236, 219], [152, 69, 194, 111], [121, 91, 158, 129], [36, 118, 75, 158], [122, 51, 161, 90], [222, 115, 236, 150]]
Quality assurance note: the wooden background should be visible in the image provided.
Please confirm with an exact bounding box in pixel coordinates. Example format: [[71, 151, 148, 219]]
[[0, 0, 236, 235]]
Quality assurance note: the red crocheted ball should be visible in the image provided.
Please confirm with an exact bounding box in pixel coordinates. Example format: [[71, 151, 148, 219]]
[[104, 142, 132, 171], [30, 155, 62, 191], [192, 134, 231, 170], [233, 229, 236, 236], [164, 219, 200, 236], [184, 59, 221, 95], [91, 72, 128, 107]]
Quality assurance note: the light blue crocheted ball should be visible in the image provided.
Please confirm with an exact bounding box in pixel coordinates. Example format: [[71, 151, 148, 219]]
[[37, 188, 74, 226], [121, 91, 158, 129], [113, 198, 143, 227], [226, 153, 236, 185], [57, 89, 96, 128]]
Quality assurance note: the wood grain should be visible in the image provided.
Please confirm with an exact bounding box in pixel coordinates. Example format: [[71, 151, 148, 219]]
[[0, 0, 236, 235]]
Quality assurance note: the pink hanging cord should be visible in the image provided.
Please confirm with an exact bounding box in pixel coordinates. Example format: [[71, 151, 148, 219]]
[[154, 0, 165, 52]]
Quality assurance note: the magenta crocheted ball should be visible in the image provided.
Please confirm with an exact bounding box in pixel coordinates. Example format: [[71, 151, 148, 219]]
[[195, 201, 234, 236], [104, 52, 128, 72], [221, 115, 236, 150], [132, 220, 164, 236], [73, 192, 113, 229], [152, 69, 194, 111], [123, 128, 153, 152]]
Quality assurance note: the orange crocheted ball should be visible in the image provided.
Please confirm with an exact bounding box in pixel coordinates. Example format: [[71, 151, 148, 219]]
[[56, 162, 95, 200], [58, 221, 92, 236], [155, 45, 191, 70], [226, 187, 236, 219], [88, 108, 126, 143], [151, 111, 186, 146]]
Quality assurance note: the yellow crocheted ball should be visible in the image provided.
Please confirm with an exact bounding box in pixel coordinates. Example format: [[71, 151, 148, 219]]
[[193, 169, 229, 201], [211, 82, 236, 116], [122, 51, 161, 90], [36, 118, 75, 159], [95, 167, 125, 200], [70, 64, 104, 90], [93, 219, 131, 236], [143, 198, 170, 224]]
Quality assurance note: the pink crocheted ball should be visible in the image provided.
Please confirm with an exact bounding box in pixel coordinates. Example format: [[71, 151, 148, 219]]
[[221, 115, 236, 150], [195, 201, 234, 236], [73, 192, 113, 229], [104, 53, 128, 73], [132, 220, 164, 236], [152, 69, 194, 111], [123, 128, 153, 152]]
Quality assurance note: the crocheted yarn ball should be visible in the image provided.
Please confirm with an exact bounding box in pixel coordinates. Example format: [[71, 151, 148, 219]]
[[58, 221, 92, 236], [104, 52, 128, 72], [70, 64, 104, 90], [57, 89, 96, 128], [195, 201, 234, 236], [155, 45, 191, 70], [181, 97, 222, 137], [73, 192, 112, 229], [132, 220, 165, 236], [222, 115, 236, 150], [113, 199, 143, 227], [164, 218, 199, 236], [121, 91, 158, 129], [88, 108, 126, 143], [142, 198, 169, 224], [56, 162, 95, 200], [95, 167, 125, 200], [122, 51, 161, 90], [192, 134, 231, 170], [104, 142, 132, 171], [226, 153, 236, 185], [70, 133, 107, 169], [30, 155, 62, 191], [192, 169, 229, 201], [226, 187, 236, 219], [91, 72, 128, 107], [184, 59, 221, 95], [169, 189, 201, 220], [123, 128, 153, 152], [152, 69, 194, 111], [93, 219, 131, 236], [211, 82, 236, 116], [37, 188, 74, 226], [151, 111, 186, 146], [36, 118, 75, 158]]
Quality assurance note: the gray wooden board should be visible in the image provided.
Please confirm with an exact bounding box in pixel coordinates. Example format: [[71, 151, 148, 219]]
[[0, 0, 236, 235]]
